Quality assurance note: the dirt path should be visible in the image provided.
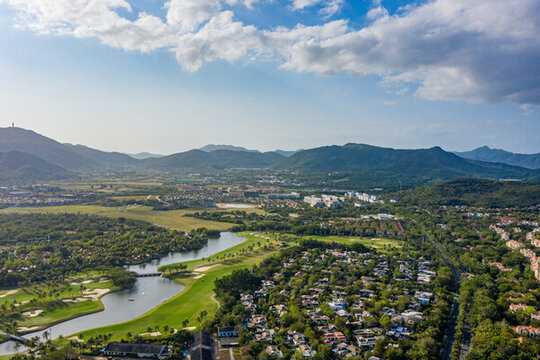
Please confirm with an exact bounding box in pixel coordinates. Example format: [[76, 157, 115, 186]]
[[211, 294, 220, 308]]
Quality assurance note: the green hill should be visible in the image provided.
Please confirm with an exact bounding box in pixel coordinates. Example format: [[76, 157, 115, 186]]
[[275, 143, 538, 186], [0, 127, 141, 170], [0, 151, 72, 181], [455, 146, 540, 169], [390, 178, 540, 207], [0, 127, 97, 170], [146, 149, 286, 170]]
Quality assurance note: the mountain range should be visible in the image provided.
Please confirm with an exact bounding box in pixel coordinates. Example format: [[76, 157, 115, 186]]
[[0, 127, 538, 186], [455, 146, 540, 169], [277, 143, 539, 187], [199, 144, 301, 157]]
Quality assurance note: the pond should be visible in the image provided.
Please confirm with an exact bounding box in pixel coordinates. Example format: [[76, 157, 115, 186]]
[[0, 232, 245, 356]]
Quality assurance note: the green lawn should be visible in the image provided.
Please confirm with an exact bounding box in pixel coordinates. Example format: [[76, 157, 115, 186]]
[[302, 235, 403, 249], [160, 231, 276, 271], [19, 300, 104, 329], [1, 274, 117, 333]]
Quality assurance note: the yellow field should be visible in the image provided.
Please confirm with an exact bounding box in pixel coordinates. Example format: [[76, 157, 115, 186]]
[[0, 205, 235, 232]]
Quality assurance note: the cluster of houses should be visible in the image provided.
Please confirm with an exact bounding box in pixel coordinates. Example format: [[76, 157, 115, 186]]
[[216, 247, 437, 358], [504, 234, 540, 283], [304, 195, 345, 209], [345, 192, 385, 205], [492, 225, 512, 241], [0, 188, 90, 207]]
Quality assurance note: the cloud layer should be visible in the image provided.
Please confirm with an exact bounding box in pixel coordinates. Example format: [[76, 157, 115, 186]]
[[2, 0, 539, 105]]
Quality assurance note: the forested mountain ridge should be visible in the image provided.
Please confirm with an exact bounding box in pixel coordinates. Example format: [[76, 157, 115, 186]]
[[275, 143, 539, 185], [1, 127, 539, 186], [146, 149, 286, 170]]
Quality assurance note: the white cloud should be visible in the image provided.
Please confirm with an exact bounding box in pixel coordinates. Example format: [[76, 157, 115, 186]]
[[320, 0, 344, 18], [164, 0, 221, 31], [291, 0, 321, 10], [2, 0, 539, 105], [225, 0, 260, 9], [291, 0, 343, 18], [291, 0, 345, 18], [283, 0, 540, 105], [367, 5, 388, 20], [172, 11, 262, 71]]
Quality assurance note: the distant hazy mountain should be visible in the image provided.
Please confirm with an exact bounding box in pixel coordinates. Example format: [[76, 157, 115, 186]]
[[0, 127, 97, 170], [0, 127, 140, 170], [125, 152, 164, 160], [200, 145, 302, 157], [1, 127, 538, 187], [275, 143, 539, 184], [392, 178, 540, 207], [0, 151, 72, 181], [146, 149, 285, 170], [199, 144, 260, 153], [274, 149, 303, 157], [455, 146, 540, 169]]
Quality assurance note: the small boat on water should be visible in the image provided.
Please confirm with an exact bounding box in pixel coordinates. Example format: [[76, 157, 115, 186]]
[[128, 298, 135, 301]]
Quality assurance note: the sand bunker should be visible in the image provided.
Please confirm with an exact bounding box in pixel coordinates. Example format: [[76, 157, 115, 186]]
[[14, 300, 29, 307], [22, 309, 44, 317], [82, 288, 110, 300], [70, 279, 94, 286], [63, 297, 89, 303], [193, 274, 206, 279], [0, 289, 18, 298], [18, 326, 39, 332], [193, 264, 220, 272], [182, 327, 196, 331], [140, 332, 162, 337], [63, 288, 109, 302]]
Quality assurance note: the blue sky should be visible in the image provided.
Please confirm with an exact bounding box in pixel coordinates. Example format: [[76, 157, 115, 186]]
[[0, 0, 538, 155]]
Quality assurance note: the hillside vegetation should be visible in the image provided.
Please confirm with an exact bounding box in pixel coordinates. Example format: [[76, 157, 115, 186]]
[[147, 149, 285, 170], [0, 151, 71, 181], [391, 178, 540, 207]]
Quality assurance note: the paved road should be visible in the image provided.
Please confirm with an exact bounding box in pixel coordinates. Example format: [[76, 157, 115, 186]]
[[410, 218, 461, 360], [459, 310, 471, 360]]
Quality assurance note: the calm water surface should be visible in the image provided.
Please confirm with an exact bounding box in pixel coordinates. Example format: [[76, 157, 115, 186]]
[[0, 232, 245, 356]]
